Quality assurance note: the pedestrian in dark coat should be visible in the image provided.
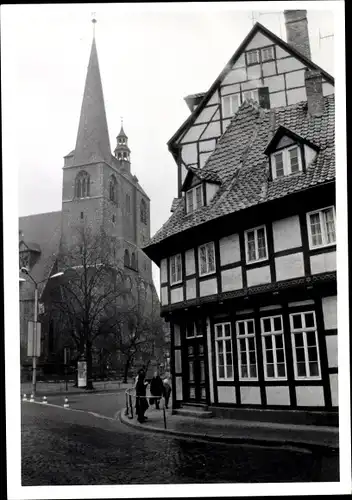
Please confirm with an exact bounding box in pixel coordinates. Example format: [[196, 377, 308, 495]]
[[162, 373, 171, 409], [150, 370, 164, 409], [135, 369, 149, 423]]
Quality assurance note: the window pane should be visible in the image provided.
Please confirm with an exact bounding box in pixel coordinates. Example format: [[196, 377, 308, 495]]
[[305, 312, 315, 328], [263, 318, 271, 333], [224, 324, 231, 337], [275, 334, 283, 349], [187, 190, 194, 213], [222, 96, 231, 118], [199, 246, 207, 274], [227, 365, 233, 379], [249, 349, 256, 364], [171, 258, 176, 283], [176, 254, 182, 281], [309, 361, 319, 377], [248, 337, 255, 352], [240, 351, 247, 365], [189, 362, 194, 381], [241, 365, 248, 378], [239, 338, 246, 352], [215, 325, 222, 338], [274, 152, 284, 177], [247, 320, 254, 335], [295, 346, 306, 363], [200, 361, 205, 382], [257, 228, 267, 259], [246, 231, 256, 261], [273, 316, 282, 331], [207, 244, 215, 272], [226, 352, 232, 366], [308, 345, 318, 361], [309, 213, 323, 246], [230, 95, 240, 114], [267, 364, 275, 378], [277, 363, 286, 377], [237, 322, 245, 336], [250, 364, 257, 377], [323, 208, 336, 244], [306, 330, 317, 347], [276, 347, 285, 363], [294, 332, 304, 348], [297, 362, 307, 377], [264, 335, 272, 350], [292, 314, 302, 330], [219, 366, 225, 378], [266, 349, 274, 363], [289, 147, 300, 173], [225, 340, 232, 353]]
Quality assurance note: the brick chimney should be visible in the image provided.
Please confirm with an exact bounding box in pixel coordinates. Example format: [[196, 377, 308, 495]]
[[305, 70, 324, 117], [284, 10, 311, 60]]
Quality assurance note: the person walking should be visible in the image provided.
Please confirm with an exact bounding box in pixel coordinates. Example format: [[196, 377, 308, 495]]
[[150, 370, 164, 410], [135, 368, 149, 423], [162, 372, 172, 409]]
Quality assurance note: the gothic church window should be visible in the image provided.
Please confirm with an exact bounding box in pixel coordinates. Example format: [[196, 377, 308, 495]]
[[75, 171, 90, 198], [109, 175, 118, 204], [140, 199, 147, 224], [124, 249, 130, 267]]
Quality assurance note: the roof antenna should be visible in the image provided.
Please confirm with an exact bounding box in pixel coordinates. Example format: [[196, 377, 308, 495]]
[[91, 12, 97, 38], [319, 28, 334, 49]]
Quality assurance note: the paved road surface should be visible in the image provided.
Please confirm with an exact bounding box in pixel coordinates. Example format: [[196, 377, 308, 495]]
[[21, 395, 339, 485]]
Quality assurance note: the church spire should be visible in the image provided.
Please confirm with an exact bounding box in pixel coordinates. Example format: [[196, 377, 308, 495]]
[[114, 119, 131, 173], [73, 20, 111, 166]]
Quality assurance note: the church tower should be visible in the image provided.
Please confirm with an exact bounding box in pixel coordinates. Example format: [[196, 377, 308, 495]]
[[60, 22, 153, 285]]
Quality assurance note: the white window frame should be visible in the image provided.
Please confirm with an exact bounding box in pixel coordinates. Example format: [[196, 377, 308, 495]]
[[306, 206, 336, 249], [198, 242, 216, 277], [260, 315, 287, 381], [246, 49, 260, 65], [244, 225, 268, 263], [290, 311, 321, 380], [242, 89, 259, 103], [261, 46, 274, 62], [271, 145, 302, 179], [169, 253, 182, 285], [222, 94, 240, 119], [186, 321, 203, 339], [236, 318, 258, 381], [186, 185, 204, 214], [215, 322, 234, 381]]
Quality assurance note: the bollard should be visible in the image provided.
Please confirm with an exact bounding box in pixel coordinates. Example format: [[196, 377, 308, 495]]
[[163, 404, 167, 429], [125, 392, 129, 416], [42, 396, 48, 404], [64, 397, 69, 408], [22, 394, 27, 401], [129, 394, 134, 419], [30, 394, 34, 403]]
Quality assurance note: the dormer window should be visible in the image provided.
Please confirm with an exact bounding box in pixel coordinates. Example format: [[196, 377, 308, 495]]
[[271, 146, 302, 179], [186, 185, 203, 214]]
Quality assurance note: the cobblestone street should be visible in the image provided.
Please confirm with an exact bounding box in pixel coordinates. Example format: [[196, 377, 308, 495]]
[[21, 396, 339, 485]]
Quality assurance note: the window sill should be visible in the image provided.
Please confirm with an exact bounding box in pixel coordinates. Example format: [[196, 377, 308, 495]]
[[264, 377, 288, 382], [245, 257, 268, 266], [272, 170, 303, 181], [308, 242, 336, 251], [294, 376, 322, 381], [216, 378, 235, 382], [238, 378, 259, 382], [199, 270, 216, 278], [170, 280, 183, 287]]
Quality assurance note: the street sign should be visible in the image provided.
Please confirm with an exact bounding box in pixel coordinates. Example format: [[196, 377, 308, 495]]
[[27, 321, 41, 357]]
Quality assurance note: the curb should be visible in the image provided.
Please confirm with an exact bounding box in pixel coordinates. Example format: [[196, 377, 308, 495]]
[[20, 388, 128, 397], [119, 410, 339, 454]]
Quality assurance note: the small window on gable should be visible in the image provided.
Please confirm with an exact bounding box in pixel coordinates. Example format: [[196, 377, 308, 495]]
[[246, 49, 260, 65], [186, 185, 204, 214], [222, 94, 240, 119], [242, 89, 259, 103], [261, 46, 274, 62], [271, 145, 302, 179]]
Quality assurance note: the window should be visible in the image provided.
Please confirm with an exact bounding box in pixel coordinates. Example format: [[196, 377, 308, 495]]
[[242, 89, 259, 102], [75, 171, 90, 198], [140, 199, 147, 224], [112, 214, 115, 223], [236, 319, 258, 380], [222, 94, 240, 118], [186, 321, 203, 338], [80, 212, 84, 220], [170, 254, 182, 284], [123, 152, 128, 160], [245, 225, 268, 263], [126, 194, 131, 213], [215, 323, 234, 380], [109, 175, 118, 204], [198, 242, 215, 276], [307, 206, 336, 248], [246, 49, 260, 65], [271, 146, 302, 179], [261, 46, 274, 62], [131, 252, 137, 270], [186, 185, 204, 213], [261, 315, 287, 380], [290, 311, 321, 379], [124, 249, 130, 267]]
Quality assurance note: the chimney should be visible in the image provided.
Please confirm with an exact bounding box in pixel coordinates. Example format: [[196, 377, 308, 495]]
[[305, 70, 324, 117], [284, 10, 311, 60]]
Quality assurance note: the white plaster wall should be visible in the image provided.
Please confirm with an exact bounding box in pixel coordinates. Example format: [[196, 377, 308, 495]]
[[304, 144, 318, 167], [181, 143, 197, 165], [160, 258, 168, 283], [276, 57, 305, 73], [322, 296, 337, 330], [247, 266, 271, 287], [199, 278, 217, 297], [323, 82, 335, 96], [270, 91, 286, 108], [242, 79, 261, 91], [175, 350, 182, 373], [330, 374, 338, 407], [264, 74, 285, 92], [170, 287, 184, 304], [266, 386, 290, 406], [287, 87, 307, 105], [201, 121, 221, 140], [262, 61, 276, 77], [296, 386, 324, 407], [161, 286, 168, 306], [199, 139, 216, 152], [186, 278, 197, 300], [206, 183, 219, 203], [246, 32, 272, 50], [206, 317, 214, 403], [181, 124, 207, 143], [275, 45, 290, 58], [285, 69, 305, 89], [218, 386, 236, 404], [310, 251, 336, 275], [240, 386, 261, 404], [185, 249, 195, 276], [175, 376, 183, 401], [219, 233, 241, 265], [221, 267, 242, 292], [232, 53, 245, 68], [174, 323, 181, 347], [194, 105, 218, 125], [247, 64, 261, 80], [222, 67, 247, 85], [272, 215, 302, 252], [326, 336, 338, 368], [208, 92, 219, 105], [275, 253, 304, 281], [221, 83, 240, 96]]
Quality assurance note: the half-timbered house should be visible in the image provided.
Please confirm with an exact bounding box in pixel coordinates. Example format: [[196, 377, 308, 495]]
[[143, 11, 337, 422]]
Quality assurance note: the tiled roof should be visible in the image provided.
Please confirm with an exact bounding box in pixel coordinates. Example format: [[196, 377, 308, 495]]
[[19, 211, 62, 296], [184, 167, 222, 187], [147, 95, 335, 247]]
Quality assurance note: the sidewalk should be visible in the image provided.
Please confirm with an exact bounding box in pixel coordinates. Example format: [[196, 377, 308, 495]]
[[21, 380, 133, 396], [120, 405, 339, 453]]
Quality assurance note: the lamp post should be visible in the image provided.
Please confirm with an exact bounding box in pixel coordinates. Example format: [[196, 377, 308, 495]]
[[20, 267, 62, 396]]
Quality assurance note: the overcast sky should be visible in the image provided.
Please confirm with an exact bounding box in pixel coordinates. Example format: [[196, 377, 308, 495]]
[[2, 2, 336, 293]]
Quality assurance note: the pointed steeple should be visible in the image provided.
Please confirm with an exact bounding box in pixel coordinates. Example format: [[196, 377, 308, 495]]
[[73, 27, 111, 166]]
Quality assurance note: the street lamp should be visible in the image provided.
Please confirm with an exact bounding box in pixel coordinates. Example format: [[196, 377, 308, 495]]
[[20, 267, 61, 396]]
